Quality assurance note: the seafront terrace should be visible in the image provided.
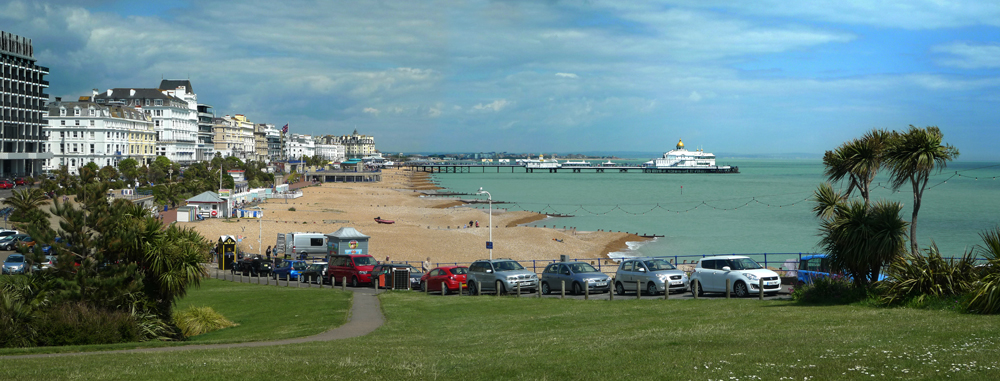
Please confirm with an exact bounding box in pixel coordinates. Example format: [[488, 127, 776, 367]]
[[402, 162, 739, 173]]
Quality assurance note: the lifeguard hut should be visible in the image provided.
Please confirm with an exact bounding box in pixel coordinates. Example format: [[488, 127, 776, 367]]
[[325, 227, 370, 256]]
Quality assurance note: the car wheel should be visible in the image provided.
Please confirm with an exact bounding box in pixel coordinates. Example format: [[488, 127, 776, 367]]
[[733, 281, 749, 297], [647, 282, 658, 296], [541, 282, 551, 295], [351, 276, 359, 287], [468, 281, 478, 296], [693, 280, 705, 297], [615, 282, 625, 296], [441, 284, 450, 296], [572, 282, 583, 295], [495, 280, 506, 295], [421, 281, 428, 293]]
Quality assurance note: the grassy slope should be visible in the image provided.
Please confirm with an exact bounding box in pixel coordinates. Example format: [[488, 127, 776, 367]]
[[4, 292, 1000, 380], [0, 278, 351, 355]]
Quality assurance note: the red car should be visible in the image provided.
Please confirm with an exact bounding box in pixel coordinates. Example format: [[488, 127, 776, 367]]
[[420, 266, 469, 295], [0, 180, 13, 189], [13, 177, 26, 186]]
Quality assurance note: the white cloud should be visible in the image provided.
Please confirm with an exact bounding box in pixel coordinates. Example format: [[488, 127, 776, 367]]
[[932, 42, 1000, 69], [688, 91, 702, 102], [363, 107, 380, 116], [472, 99, 510, 112], [555, 72, 578, 78]]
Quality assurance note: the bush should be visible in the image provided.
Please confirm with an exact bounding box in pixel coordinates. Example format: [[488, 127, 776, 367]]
[[173, 306, 238, 337], [792, 275, 869, 304], [33, 303, 143, 346], [289, 207, 296, 211], [877, 244, 977, 307]]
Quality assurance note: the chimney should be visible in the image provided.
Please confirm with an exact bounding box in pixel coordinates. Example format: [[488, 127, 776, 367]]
[[55, 97, 61, 102], [92, 88, 98, 98]]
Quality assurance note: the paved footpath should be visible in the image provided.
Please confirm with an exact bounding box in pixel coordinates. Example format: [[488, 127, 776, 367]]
[[1, 287, 383, 360]]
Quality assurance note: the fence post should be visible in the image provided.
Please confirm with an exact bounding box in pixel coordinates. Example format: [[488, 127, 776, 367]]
[[561, 281, 565, 299], [286, 277, 290, 287], [609, 278, 614, 301], [477, 281, 481, 296], [664, 283, 669, 300], [693, 281, 698, 300], [459, 283, 463, 296], [759, 279, 764, 301], [726, 278, 731, 299], [442, 282, 446, 295], [585, 280, 589, 300], [537, 284, 541, 298], [342, 277, 347, 291], [636, 280, 641, 300], [265, 273, 269, 285]]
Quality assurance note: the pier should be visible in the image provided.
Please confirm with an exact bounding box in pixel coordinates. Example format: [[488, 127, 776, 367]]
[[402, 163, 739, 174]]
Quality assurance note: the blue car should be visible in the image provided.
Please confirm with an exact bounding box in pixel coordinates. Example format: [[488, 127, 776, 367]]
[[797, 254, 886, 285], [272, 260, 307, 281]]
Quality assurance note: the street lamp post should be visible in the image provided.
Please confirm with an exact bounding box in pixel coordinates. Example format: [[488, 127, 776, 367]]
[[476, 187, 492, 260], [255, 206, 263, 257]]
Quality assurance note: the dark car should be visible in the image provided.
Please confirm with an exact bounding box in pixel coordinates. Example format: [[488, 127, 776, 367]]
[[300, 262, 329, 284], [541, 261, 611, 295], [272, 260, 307, 280], [372, 263, 423, 290], [0, 234, 31, 251], [233, 255, 273, 277]]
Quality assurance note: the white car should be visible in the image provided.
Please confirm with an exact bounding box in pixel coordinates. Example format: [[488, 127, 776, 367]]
[[689, 256, 781, 297]]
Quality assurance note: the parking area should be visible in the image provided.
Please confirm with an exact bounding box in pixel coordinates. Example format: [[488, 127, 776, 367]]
[[203, 266, 792, 301]]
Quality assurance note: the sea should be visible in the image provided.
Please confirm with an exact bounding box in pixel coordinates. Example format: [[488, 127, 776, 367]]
[[429, 159, 1000, 265]]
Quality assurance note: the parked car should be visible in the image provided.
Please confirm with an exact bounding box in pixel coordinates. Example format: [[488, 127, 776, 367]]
[[2, 254, 26, 274], [541, 261, 611, 295], [420, 266, 468, 295], [614, 257, 688, 296], [0, 180, 12, 189], [32, 255, 57, 271], [0, 230, 19, 240], [327, 254, 377, 287], [13, 177, 26, 186], [233, 255, 273, 277], [796, 254, 886, 285], [272, 259, 307, 280], [467, 258, 538, 295], [0, 234, 32, 251], [300, 262, 328, 284], [689, 256, 781, 297], [372, 263, 423, 289]]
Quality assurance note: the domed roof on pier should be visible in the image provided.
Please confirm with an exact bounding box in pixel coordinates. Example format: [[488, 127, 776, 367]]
[[676, 139, 685, 150]]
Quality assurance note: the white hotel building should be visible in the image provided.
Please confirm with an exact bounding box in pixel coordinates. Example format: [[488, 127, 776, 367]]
[[92, 86, 198, 164], [43, 98, 155, 174]]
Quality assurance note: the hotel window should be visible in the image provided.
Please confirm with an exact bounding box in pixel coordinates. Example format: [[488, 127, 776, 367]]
[[59, 144, 64, 153], [155, 99, 163, 106], [145, 99, 150, 106], [75, 120, 80, 126], [89, 108, 95, 116], [90, 120, 95, 126], [73, 131, 77, 138], [60, 120, 65, 126], [74, 108, 80, 116], [73, 144, 77, 152], [90, 144, 94, 154], [60, 131, 64, 138], [60, 108, 66, 116], [90, 131, 95, 139]]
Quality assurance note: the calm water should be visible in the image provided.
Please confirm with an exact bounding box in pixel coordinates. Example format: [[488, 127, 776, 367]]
[[430, 159, 1000, 261]]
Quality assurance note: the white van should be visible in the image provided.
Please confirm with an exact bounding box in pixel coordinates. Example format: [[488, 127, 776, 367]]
[[284, 232, 327, 257]]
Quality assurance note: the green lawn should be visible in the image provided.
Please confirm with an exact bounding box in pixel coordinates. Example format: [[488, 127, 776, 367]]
[[0, 278, 351, 356], [4, 291, 1000, 380]]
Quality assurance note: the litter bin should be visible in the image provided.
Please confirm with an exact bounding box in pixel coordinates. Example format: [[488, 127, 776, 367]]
[[220, 253, 234, 270], [392, 268, 410, 290]]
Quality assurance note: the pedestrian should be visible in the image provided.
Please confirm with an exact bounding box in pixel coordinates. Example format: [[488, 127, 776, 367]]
[[385, 256, 391, 263], [265, 245, 272, 260], [422, 257, 430, 272], [475, 220, 479, 228], [469, 220, 473, 228]]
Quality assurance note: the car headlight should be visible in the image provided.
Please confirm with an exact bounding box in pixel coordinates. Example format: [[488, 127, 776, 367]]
[[507, 276, 517, 281], [656, 274, 670, 282], [743, 273, 759, 281]]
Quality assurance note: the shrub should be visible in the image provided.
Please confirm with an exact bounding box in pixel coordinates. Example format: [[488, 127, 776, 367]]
[[967, 228, 1000, 314], [173, 306, 238, 337], [33, 303, 143, 346], [289, 207, 296, 211], [792, 275, 868, 304], [877, 243, 977, 307]]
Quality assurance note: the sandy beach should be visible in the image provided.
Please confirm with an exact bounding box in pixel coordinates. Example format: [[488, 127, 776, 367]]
[[182, 169, 647, 266]]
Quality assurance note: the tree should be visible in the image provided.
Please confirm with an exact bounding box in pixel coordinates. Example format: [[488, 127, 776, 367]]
[[822, 129, 891, 205], [80, 162, 100, 184], [118, 158, 139, 184], [885, 125, 959, 255], [98, 165, 119, 184], [814, 183, 909, 287]]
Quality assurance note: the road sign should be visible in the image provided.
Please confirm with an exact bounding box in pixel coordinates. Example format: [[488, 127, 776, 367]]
[[486, 241, 493, 249]]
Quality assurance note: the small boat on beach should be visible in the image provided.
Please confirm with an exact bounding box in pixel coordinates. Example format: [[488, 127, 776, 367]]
[[374, 217, 395, 224]]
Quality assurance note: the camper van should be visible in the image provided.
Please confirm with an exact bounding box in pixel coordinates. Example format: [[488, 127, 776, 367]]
[[283, 232, 327, 258]]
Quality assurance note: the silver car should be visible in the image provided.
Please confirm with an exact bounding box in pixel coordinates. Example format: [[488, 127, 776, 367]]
[[614, 257, 689, 296], [467, 259, 538, 295], [541, 261, 611, 294], [2, 254, 26, 274]]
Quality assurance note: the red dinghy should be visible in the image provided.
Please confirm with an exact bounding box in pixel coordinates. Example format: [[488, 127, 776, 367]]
[[374, 217, 395, 224]]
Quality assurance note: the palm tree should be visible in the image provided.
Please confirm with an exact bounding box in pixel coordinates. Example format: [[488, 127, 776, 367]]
[[814, 189, 909, 287], [885, 125, 959, 255], [3, 188, 49, 230], [822, 129, 891, 205]]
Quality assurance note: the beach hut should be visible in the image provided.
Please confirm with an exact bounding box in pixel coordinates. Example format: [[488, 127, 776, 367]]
[[325, 227, 370, 256], [186, 191, 226, 218]]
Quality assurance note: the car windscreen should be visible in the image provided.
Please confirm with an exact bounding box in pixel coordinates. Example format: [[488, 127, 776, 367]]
[[353, 256, 377, 266], [292, 262, 307, 270], [449, 267, 468, 275], [569, 263, 599, 273], [307, 264, 324, 270], [494, 261, 525, 271], [6, 255, 24, 263], [730, 258, 763, 270], [643, 259, 676, 271]]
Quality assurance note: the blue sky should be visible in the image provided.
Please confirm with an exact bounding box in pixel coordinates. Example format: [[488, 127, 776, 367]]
[[3, 0, 999, 158]]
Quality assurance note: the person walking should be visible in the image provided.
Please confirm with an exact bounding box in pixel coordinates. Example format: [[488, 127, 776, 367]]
[[265, 245, 272, 260], [422, 257, 431, 272]]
